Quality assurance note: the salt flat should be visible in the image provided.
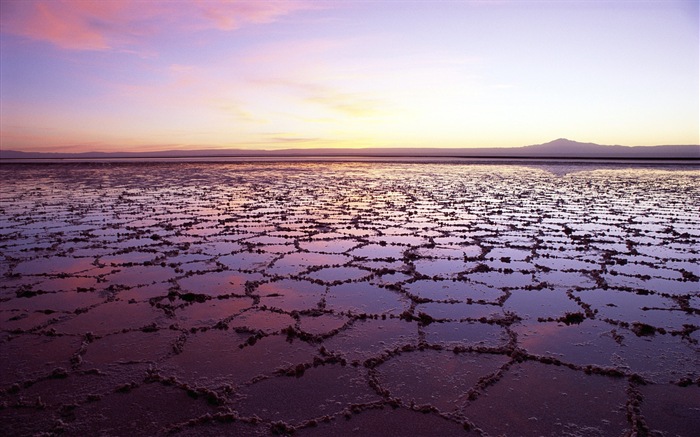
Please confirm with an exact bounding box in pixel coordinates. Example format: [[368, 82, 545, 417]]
[[0, 161, 698, 436]]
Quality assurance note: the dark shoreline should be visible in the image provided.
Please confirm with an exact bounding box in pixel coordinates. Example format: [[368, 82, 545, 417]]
[[1, 155, 699, 166]]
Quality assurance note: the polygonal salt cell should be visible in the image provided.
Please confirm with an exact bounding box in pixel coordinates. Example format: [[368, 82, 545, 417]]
[[503, 289, 582, 321], [106, 237, 163, 251], [118, 281, 174, 301], [375, 349, 510, 412], [0, 370, 127, 408], [257, 243, 297, 254], [307, 232, 348, 241], [417, 245, 482, 259], [294, 405, 471, 436], [173, 297, 254, 329], [611, 263, 684, 280], [81, 329, 182, 369], [162, 332, 318, 388], [415, 302, 501, 320], [229, 309, 297, 333], [322, 318, 418, 362], [14, 256, 98, 276], [349, 244, 408, 260], [485, 247, 531, 262], [182, 226, 221, 238], [185, 240, 245, 256], [423, 321, 508, 349], [404, 280, 504, 303], [635, 245, 699, 260], [299, 313, 350, 336], [412, 259, 478, 279], [0, 310, 56, 331], [485, 260, 533, 272], [532, 256, 596, 272], [367, 235, 428, 246], [166, 416, 273, 436], [0, 401, 60, 436], [256, 279, 326, 312], [575, 289, 693, 330], [66, 382, 218, 436], [326, 282, 408, 315], [467, 271, 533, 289], [338, 228, 378, 238], [32, 275, 101, 293], [178, 270, 254, 297], [0, 334, 82, 386], [298, 239, 360, 254], [268, 230, 310, 238], [242, 235, 291, 246], [51, 300, 169, 336], [603, 274, 699, 295], [267, 252, 352, 276], [305, 266, 372, 284], [463, 361, 628, 437], [611, 330, 700, 383], [370, 272, 413, 287], [217, 252, 278, 272], [0, 289, 106, 313], [101, 251, 159, 266], [102, 265, 178, 288], [234, 364, 380, 424], [431, 236, 475, 245], [533, 270, 596, 288], [639, 383, 700, 437], [514, 319, 620, 368]]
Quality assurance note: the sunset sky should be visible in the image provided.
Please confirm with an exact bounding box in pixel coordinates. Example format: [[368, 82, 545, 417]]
[[1, 0, 698, 153]]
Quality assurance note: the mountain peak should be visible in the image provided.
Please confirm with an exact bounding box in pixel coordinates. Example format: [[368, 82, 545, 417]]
[[529, 138, 612, 151], [541, 138, 591, 146]]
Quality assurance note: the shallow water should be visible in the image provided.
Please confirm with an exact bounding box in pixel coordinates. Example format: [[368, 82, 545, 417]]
[[1, 161, 698, 436]]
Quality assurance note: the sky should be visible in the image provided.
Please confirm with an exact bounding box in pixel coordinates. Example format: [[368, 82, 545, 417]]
[[0, 0, 698, 153]]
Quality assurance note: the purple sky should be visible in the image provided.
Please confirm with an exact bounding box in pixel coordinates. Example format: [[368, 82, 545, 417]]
[[1, 0, 698, 152]]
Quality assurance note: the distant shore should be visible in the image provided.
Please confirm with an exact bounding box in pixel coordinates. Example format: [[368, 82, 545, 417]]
[[1, 156, 699, 166], [2, 139, 699, 162]]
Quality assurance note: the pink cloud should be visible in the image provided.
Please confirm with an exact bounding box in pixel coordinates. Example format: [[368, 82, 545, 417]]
[[0, 0, 315, 51], [0, 1, 127, 50], [197, 1, 314, 31]]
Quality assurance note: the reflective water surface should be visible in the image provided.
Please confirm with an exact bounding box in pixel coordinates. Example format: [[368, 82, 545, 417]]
[[1, 162, 698, 436]]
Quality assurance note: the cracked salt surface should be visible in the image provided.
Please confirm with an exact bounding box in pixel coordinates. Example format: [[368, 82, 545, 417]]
[[1, 161, 698, 436]]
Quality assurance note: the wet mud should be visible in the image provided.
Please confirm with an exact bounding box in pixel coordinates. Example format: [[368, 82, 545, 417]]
[[1, 162, 698, 436]]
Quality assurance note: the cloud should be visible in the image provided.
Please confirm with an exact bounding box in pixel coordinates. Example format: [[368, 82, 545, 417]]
[[250, 77, 385, 118], [268, 136, 321, 143], [197, 1, 314, 31], [0, 0, 315, 51], [305, 92, 384, 117], [0, 1, 127, 50], [211, 99, 265, 124]]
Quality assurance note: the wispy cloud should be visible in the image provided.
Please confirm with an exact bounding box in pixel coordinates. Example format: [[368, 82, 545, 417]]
[[305, 92, 384, 117], [250, 77, 386, 118], [197, 1, 314, 31], [1, 1, 125, 50], [0, 0, 315, 51], [268, 136, 321, 144]]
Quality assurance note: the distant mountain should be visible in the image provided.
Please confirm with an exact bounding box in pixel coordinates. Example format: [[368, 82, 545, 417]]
[[512, 138, 699, 158], [1, 139, 698, 160]]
